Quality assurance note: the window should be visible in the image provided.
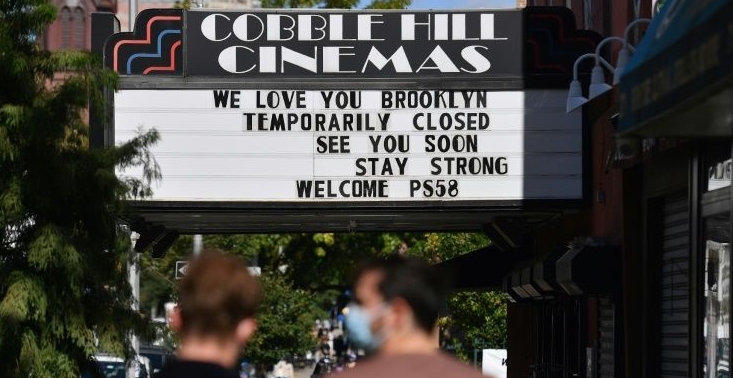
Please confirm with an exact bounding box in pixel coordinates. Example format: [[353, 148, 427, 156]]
[[703, 213, 731, 378], [73, 7, 84, 49], [59, 6, 85, 50], [704, 142, 732, 192], [60, 7, 71, 49]]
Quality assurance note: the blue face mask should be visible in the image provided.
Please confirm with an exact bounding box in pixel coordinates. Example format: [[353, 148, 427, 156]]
[[344, 303, 388, 353]]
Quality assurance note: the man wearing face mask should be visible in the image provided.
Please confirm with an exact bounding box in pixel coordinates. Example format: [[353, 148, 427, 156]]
[[341, 256, 489, 378]]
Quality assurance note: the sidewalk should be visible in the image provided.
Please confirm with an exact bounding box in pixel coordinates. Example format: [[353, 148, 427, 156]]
[[294, 367, 312, 378]]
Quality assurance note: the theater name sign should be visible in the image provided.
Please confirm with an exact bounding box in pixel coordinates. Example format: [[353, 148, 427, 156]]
[[107, 8, 583, 222]]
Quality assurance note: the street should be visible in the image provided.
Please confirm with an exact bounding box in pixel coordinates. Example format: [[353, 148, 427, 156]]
[[294, 367, 312, 378]]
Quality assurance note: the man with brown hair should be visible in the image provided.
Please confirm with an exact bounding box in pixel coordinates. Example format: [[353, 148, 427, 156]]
[[340, 255, 489, 378], [158, 250, 262, 378]]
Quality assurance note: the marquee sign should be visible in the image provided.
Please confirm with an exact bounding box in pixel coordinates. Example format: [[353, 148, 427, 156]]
[[98, 7, 596, 232], [115, 89, 581, 202], [185, 10, 522, 78], [105, 9, 522, 80]]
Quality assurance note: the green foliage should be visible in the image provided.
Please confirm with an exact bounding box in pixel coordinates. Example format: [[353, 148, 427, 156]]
[[365, 0, 410, 9], [261, 0, 355, 8], [139, 235, 195, 317], [0, 0, 161, 375], [414, 232, 490, 263], [260, 0, 410, 9], [440, 291, 507, 360], [278, 232, 398, 291], [406, 233, 507, 360], [139, 234, 275, 319], [174, 0, 192, 10], [242, 273, 319, 370]]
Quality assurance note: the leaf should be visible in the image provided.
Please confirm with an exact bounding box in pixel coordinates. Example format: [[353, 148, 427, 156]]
[[18, 330, 39, 374], [0, 178, 24, 221], [27, 226, 64, 270], [365, 0, 411, 9], [0, 273, 47, 322]]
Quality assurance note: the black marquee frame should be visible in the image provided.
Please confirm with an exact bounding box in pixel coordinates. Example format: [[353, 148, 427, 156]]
[[92, 6, 601, 234]]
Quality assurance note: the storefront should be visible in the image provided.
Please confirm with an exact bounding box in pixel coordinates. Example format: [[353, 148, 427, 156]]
[[618, 0, 733, 377], [497, 243, 621, 378]]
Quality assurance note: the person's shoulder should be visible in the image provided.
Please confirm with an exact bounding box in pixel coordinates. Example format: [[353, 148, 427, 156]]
[[157, 360, 239, 378], [350, 353, 485, 378], [332, 356, 381, 378], [427, 353, 488, 377]]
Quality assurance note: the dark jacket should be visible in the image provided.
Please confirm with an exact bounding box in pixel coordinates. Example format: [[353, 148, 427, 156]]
[[156, 360, 239, 378]]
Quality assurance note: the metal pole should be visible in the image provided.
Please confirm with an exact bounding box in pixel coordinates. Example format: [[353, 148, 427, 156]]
[[128, 0, 137, 32], [193, 234, 202, 256], [129, 232, 140, 354], [128, 231, 140, 378]]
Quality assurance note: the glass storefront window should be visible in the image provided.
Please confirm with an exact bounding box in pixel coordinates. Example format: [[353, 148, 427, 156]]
[[704, 143, 732, 192], [703, 214, 731, 378], [708, 160, 731, 192]]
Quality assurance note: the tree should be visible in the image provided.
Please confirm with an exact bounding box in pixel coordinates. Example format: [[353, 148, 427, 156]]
[[0, 0, 160, 376], [408, 233, 507, 360], [277, 232, 400, 290], [139, 236, 194, 319], [174, 0, 192, 9], [439, 291, 507, 360], [242, 273, 321, 374]]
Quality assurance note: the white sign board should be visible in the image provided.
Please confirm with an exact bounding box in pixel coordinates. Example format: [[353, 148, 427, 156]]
[[482, 349, 507, 378], [115, 89, 581, 203]]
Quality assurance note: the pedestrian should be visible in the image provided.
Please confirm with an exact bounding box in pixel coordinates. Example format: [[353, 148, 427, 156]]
[[339, 255, 491, 378], [239, 360, 253, 378], [332, 329, 347, 362], [345, 353, 356, 370], [157, 250, 262, 378], [310, 344, 333, 378]]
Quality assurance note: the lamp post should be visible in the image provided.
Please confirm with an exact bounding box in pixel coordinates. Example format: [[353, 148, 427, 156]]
[[588, 36, 623, 99], [567, 52, 615, 113], [566, 53, 596, 113], [614, 18, 652, 84], [567, 30, 648, 113]]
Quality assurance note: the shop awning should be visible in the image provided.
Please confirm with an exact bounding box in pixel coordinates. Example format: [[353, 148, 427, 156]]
[[531, 247, 567, 297], [618, 0, 733, 137], [500, 245, 620, 301], [503, 248, 572, 301], [438, 245, 528, 291], [556, 245, 620, 296]]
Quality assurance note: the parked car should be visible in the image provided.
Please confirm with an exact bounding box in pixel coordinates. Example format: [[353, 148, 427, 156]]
[[139, 344, 176, 375], [84, 354, 126, 378], [80, 353, 150, 378]]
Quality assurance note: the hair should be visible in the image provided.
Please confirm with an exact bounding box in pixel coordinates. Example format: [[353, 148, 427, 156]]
[[353, 255, 450, 334], [177, 249, 262, 337]]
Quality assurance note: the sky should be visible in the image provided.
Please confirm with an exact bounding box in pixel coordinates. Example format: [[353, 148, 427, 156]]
[[357, 0, 517, 9]]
